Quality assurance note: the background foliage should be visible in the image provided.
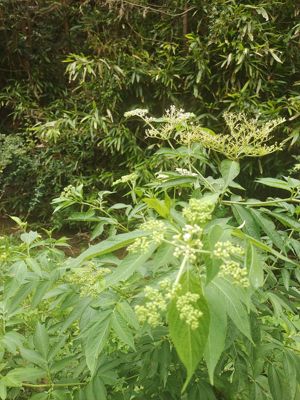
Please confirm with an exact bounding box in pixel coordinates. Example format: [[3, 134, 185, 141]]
[[0, 0, 299, 217]]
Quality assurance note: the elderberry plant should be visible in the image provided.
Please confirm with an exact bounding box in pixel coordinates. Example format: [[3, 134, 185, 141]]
[[0, 108, 299, 400]]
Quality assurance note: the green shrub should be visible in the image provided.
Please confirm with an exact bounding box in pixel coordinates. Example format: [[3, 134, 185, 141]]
[[0, 111, 299, 399]]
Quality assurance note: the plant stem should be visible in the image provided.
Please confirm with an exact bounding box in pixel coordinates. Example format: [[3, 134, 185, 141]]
[[22, 382, 86, 388], [174, 254, 188, 286], [222, 198, 300, 207]]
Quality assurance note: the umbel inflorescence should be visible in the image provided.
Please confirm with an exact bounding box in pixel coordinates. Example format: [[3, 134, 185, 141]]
[[133, 196, 249, 330], [125, 106, 285, 160]]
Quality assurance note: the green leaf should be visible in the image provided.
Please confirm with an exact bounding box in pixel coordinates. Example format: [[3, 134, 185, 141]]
[[60, 297, 92, 332], [29, 393, 48, 400], [233, 230, 299, 267], [31, 281, 52, 308], [220, 160, 240, 189], [1, 331, 24, 354], [20, 349, 47, 369], [83, 377, 107, 400], [20, 231, 40, 245], [33, 323, 49, 360], [150, 176, 197, 190], [68, 210, 97, 221], [111, 310, 135, 350], [207, 278, 252, 341], [81, 312, 111, 374], [283, 351, 297, 399], [231, 205, 260, 239], [143, 197, 170, 218], [70, 230, 148, 268], [263, 209, 300, 231], [158, 341, 171, 387], [50, 356, 76, 374], [167, 271, 210, 392], [247, 244, 264, 288], [26, 258, 42, 277], [268, 365, 285, 400], [256, 178, 292, 192], [150, 243, 177, 274], [116, 301, 140, 330], [105, 243, 157, 286], [90, 222, 105, 240], [250, 209, 285, 250], [203, 286, 227, 385], [5, 367, 45, 384], [0, 382, 7, 400]]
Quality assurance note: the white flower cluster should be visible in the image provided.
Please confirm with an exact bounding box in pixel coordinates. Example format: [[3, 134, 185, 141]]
[[176, 291, 203, 330], [113, 172, 138, 186], [175, 168, 197, 177], [165, 105, 195, 121], [173, 224, 203, 263], [124, 109, 148, 118], [183, 198, 215, 225], [156, 173, 169, 180]]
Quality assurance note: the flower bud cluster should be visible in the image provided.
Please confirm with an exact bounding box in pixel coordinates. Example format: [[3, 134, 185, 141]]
[[135, 280, 175, 327], [128, 219, 167, 253], [141, 220, 167, 244], [67, 262, 111, 298], [220, 261, 249, 287], [176, 291, 203, 330], [173, 224, 203, 263], [183, 198, 214, 225], [60, 185, 80, 200], [213, 241, 248, 287], [213, 241, 244, 259], [135, 287, 166, 327], [127, 236, 151, 254]]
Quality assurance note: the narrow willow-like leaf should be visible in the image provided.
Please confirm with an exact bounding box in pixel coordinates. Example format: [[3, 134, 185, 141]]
[[82, 312, 111, 375], [203, 286, 227, 385], [247, 243, 264, 288], [167, 271, 210, 392], [233, 230, 299, 267], [33, 323, 49, 360], [207, 278, 252, 342], [220, 159, 240, 189], [116, 302, 140, 330], [105, 243, 157, 286], [0, 382, 6, 400], [69, 230, 148, 268], [268, 365, 285, 400], [263, 209, 300, 231], [143, 197, 170, 218], [250, 209, 285, 250], [6, 367, 46, 384], [111, 310, 135, 350], [231, 205, 260, 239]]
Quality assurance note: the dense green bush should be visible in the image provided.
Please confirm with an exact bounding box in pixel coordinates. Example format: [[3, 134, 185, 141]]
[[0, 0, 299, 216], [0, 110, 299, 399]]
